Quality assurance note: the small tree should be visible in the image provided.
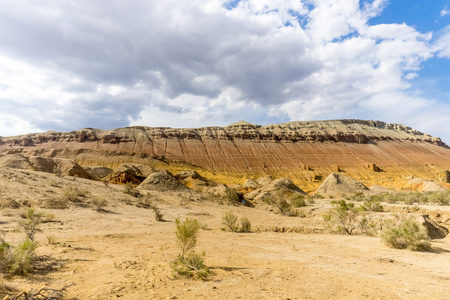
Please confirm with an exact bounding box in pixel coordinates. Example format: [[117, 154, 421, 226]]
[[172, 218, 208, 279], [327, 200, 359, 235], [19, 208, 45, 241], [175, 218, 200, 259]]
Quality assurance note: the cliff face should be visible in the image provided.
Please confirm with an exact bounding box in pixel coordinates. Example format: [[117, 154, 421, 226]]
[[1, 119, 449, 190]]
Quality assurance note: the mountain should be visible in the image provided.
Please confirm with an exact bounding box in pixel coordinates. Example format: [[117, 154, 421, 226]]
[[1, 119, 449, 192]]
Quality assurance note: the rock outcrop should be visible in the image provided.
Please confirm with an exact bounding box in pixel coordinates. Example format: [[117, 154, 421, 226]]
[[138, 171, 188, 192], [1, 120, 450, 190], [0, 153, 95, 179], [105, 164, 156, 184]]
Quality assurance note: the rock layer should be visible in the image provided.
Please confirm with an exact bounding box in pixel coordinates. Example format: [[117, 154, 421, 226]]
[[1, 119, 450, 189]]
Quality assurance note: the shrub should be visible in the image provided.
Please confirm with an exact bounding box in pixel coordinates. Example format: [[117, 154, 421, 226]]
[[347, 192, 365, 202], [171, 251, 209, 279], [240, 217, 252, 233], [175, 218, 200, 259], [151, 205, 163, 222], [359, 216, 380, 236], [0, 239, 11, 273], [8, 240, 37, 275], [0, 239, 37, 275], [290, 194, 307, 208], [381, 217, 431, 251], [19, 208, 45, 241], [43, 197, 69, 209], [172, 218, 208, 279], [222, 211, 239, 232], [124, 182, 141, 198], [360, 198, 384, 212], [136, 194, 152, 208], [61, 186, 88, 203], [91, 198, 108, 212], [327, 200, 359, 235], [266, 190, 293, 216]]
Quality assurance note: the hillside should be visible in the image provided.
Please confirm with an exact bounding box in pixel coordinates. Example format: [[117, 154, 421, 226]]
[[1, 119, 450, 191]]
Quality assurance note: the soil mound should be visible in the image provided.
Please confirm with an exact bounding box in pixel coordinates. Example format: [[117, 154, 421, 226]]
[[138, 171, 188, 192], [315, 172, 369, 197], [245, 178, 307, 204], [406, 178, 447, 192]]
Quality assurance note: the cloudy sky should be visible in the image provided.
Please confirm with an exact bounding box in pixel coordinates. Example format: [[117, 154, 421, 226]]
[[1, 0, 450, 142]]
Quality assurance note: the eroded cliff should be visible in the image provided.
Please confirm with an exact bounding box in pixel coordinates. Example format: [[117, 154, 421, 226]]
[[1, 119, 449, 191]]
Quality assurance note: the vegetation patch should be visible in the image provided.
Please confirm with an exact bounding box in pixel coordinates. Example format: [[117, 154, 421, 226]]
[[381, 216, 431, 251]]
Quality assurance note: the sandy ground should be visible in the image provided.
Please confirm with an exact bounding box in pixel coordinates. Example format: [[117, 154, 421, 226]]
[[0, 168, 449, 299]]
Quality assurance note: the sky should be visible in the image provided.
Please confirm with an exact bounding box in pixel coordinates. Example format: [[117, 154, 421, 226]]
[[1, 0, 450, 142]]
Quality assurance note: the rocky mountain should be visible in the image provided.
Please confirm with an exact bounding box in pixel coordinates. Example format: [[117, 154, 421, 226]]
[[1, 119, 450, 191]]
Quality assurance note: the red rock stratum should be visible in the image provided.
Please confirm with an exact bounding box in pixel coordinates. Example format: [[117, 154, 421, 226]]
[[1, 119, 449, 190]]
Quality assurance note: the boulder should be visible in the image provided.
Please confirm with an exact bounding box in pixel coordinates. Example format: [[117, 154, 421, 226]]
[[138, 171, 188, 192]]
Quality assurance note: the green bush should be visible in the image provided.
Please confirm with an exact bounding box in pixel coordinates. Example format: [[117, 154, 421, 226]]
[[175, 218, 200, 259], [171, 251, 209, 279], [360, 198, 384, 212], [381, 217, 431, 251], [0, 239, 37, 275], [266, 190, 295, 216], [222, 211, 239, 232], [172, 218, 208, 279], [19, 208, 46, 241], [327, 200, 359, 235], [290, 194, 307, 208], [9, 240, 37, 275]]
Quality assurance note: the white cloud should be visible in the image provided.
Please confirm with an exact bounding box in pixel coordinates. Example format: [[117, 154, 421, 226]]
[[441, 6, 450, 17], [434, 25, 450, 58], [0, 0, 448, 143]]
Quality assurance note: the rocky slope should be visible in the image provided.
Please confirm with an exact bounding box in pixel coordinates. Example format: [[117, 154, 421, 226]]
[[1, 119, 450, 190]]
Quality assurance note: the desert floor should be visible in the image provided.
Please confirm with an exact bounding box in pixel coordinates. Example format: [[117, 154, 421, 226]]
[[0, 168, 449, 299]]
